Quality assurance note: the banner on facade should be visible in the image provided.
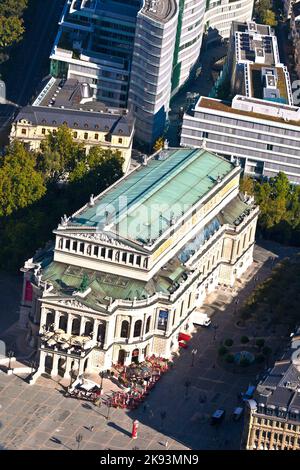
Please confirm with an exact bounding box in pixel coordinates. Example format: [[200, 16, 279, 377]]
[[157, 309, 169, 331]]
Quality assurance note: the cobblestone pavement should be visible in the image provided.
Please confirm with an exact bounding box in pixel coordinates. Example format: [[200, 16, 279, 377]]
[[0, 242, 298, 450]]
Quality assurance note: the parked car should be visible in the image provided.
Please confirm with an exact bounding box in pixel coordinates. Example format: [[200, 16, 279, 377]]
[[210, 409, 226, 425], [239, 385, 255, 401], [232, 407, 244, 421]]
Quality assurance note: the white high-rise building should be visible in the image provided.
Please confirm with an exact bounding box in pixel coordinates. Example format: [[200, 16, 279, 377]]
[[204, 0, 254, 46], [50, 0, 207, 145]]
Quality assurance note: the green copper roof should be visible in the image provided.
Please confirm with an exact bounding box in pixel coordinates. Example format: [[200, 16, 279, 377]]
[[71, 148, 234, 243]]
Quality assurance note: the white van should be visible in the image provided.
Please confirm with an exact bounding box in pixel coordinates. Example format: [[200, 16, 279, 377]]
[[192, 308, 211, 327]]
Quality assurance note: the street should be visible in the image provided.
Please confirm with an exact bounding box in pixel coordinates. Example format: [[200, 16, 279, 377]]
[[0, 0, 64, 145]]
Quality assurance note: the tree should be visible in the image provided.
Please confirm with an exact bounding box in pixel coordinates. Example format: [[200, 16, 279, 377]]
[[240, 176, 255, 196], [0, 0, 28, 18], [38, 125, 86, 180], [153, 137, 164, 152], [0, 15, 24, 48], [240, 336, 249, 344], [69, 147, 124, 197], [261, 10, 277, 27], [0, 142, 46, 216]]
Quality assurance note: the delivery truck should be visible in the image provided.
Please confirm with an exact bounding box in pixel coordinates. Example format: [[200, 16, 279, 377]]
[[192, 308, 211, 327]]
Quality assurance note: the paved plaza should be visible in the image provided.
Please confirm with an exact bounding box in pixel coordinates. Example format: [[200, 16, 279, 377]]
[[0, 242, 298, 450]]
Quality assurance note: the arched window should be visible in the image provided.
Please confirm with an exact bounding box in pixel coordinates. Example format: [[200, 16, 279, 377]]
[[145, 316, 151, 334], [45, 311, 55, 329], [120, 320, 129, 338], [71, 317, 80, 335], [84, 321, 93, 336], [58, 315, 67, 331], [97, 322, 106, 343], [133, 320, 142, 338]]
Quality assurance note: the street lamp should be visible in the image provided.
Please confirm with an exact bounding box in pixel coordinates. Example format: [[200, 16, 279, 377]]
[[8, 350, 14, 370], [99, 370, 105, 393], [106, 401, 111, 420], [191, 348, 198, 367], [75, 433, 83, 450]]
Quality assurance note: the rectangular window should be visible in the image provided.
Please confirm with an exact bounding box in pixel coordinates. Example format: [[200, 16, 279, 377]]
[[101, 247, 106, 257], [42, 128, 46, 135], [129, 254, 134, 264], [180, 301, 184, 317], [94, 246, 99, 256], [95, 133, 99, 140], [79, 243, 84, 253], [72, 241, 77, 251], [73, 131, 78, 138], [65, 239, 70, 250], [267, 144, 273, 151], [22, 128, 26, 135], [136, 255, 141, 266], [108, 249, 113, 259], [84, 132, 88, 140], [118, 137, 123, 144]]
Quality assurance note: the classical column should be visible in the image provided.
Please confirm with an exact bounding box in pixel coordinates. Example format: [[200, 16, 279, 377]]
[[51, 354, 59, 377], [78, 358, 85, 376], [54, 311, 60, 330], [104, 319, 114, 349], [39, 307, 47, 334], [92, 319, 99, 341], [79, 316, 86, 336], [38, 351, 46, 374], [63, 356, 73, 379], [129, 319, 135, 341], [66, 314, 73, 335]]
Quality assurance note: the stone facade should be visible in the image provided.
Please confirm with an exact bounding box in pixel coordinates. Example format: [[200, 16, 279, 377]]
[[18, 147, 259, 384]]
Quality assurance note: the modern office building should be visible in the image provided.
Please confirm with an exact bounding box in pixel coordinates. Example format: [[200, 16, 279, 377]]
[[50, 0, 206, 145], [227, 21, 293, 105], [204, 0, 254, 46], [18, 147, 258, 383], [181, 22, 300, 184], [181, 95, 300, 184], [171, 0, 206, 93], [242, 328, 300, 450], [10, 78, 135, 173]]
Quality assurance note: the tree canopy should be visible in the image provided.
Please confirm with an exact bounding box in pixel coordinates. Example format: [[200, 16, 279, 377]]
[[0, 141, 46, 217], [0, 132, 124, 271], [240, 172, 300, 246], [0, 0, 27, 51]]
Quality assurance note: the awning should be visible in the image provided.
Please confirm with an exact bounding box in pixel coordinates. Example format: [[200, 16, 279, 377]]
[[179, 341, 188, 349], [178, 332, 191, 342]]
